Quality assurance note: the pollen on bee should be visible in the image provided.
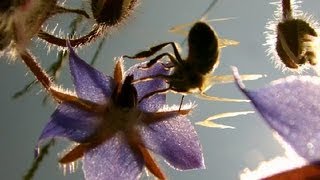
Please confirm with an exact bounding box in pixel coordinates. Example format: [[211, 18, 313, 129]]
[[264, 0, 320, 73]]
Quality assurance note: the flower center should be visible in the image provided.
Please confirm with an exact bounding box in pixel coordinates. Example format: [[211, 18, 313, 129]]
[[105, 75, 142, 131]]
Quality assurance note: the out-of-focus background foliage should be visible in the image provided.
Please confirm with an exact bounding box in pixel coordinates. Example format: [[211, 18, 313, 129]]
[[0, 0, 319, 179]]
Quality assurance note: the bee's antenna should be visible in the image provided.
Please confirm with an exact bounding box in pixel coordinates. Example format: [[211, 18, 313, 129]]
[[199, 0, 219, 20], [178, 95, 185, 111]]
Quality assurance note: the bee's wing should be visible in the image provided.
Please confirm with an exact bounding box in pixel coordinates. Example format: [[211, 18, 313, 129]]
[[196, 92, 250, 102], [169, 17, 238, 37], [198, 74, 264, 98], [218, 38, 239, 48], [195, 121, 235, 129], [198, 73, 265, 102], [208, 74, 266, 85], [195, 111, 254, 128], [168, 21, 195, 36]]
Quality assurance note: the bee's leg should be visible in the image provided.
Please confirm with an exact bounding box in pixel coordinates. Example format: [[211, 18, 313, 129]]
[[161, 62, 175, 70], [139, 53, 177, 69], [138, 88, 171, 103], [132, 74, 171, 84], [178, 95, 185, 111], [124, 42, 173, 59], [53, 5, 89, 18], [166, 42, 184, 63], [124, 42, 183, 62]]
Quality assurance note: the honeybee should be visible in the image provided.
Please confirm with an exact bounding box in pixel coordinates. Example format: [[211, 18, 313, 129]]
[[124, 22, 263, 103], [37, 0, 139, 47]]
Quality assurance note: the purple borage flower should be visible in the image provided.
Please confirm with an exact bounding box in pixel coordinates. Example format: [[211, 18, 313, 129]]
[[36, 45, 204, 180], [232, 67, 320, 163]]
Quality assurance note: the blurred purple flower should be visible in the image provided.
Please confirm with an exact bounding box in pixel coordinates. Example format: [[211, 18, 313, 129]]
[[36, 46, 204, 180], [233, 67, 320, 163]]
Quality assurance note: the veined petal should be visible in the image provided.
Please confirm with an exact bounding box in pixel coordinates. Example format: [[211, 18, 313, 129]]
[[233, 67, 320, 162], [83, 133, 144, 180], [126, 62, 169, 112], [38, 103, 102, 145], [68, 45, 115, 104], [140, 112, 204, 170]]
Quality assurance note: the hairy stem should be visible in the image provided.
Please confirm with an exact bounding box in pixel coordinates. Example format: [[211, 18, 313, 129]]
[[19, 50, 52, 91], [282, 0, 292, 20]]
